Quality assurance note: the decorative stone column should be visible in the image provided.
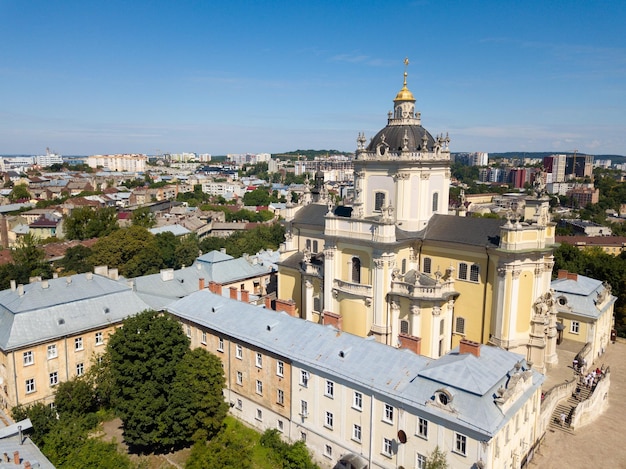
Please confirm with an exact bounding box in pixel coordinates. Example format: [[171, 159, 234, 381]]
[[323, 246, 336, 313], [304, 280, 314, 322]]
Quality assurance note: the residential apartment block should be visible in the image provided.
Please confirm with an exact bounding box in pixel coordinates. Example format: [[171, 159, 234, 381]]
[[168, 289, 545, 469], [0, 273, 152, 408]]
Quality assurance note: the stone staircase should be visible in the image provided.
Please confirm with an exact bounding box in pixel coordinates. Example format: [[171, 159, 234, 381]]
[[549, 379, 592, 434]]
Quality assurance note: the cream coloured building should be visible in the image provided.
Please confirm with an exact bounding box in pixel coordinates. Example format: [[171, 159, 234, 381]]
[[86, 153, 147, 172], [0, 273, 152, 408], [278, 66, 560, 373], [168, 289, 545, 469]]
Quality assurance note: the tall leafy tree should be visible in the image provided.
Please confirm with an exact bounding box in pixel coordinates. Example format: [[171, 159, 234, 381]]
[[64, 206, 118, 240], [108, 310, 226, 452], [89, 225, 160, 277], [131, 207, 156, 228], [56, 244, 94, 274], [9, 183, 31, 202]]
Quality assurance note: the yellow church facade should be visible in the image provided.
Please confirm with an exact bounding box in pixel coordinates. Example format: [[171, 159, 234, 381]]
[[278, 67, 560, 372]]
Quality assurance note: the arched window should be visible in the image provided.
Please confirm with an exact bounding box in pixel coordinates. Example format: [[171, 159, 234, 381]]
[[470, 264, 480, 282], [401, 259, 407, 274], [312, 240, 318, 253], [423, 257, 432, 274], [351, 257, 361, 283], [374, 192, 385, 211], [400, 320, 409, 335], [432, 192, 439, 212], [305, 239, 311, 250]]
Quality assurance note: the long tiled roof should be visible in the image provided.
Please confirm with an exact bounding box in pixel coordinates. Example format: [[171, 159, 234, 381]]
[[167, 290, 543, 439]]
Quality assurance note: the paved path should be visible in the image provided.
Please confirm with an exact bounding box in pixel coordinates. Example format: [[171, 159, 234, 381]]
[[529, 339, 626, 468]]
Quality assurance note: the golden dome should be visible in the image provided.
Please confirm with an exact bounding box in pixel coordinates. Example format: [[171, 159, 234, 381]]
[[394, 65, 415, 102]]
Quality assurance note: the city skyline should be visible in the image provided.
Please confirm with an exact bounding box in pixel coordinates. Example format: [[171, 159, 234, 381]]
[[1, 0, 625, 156]]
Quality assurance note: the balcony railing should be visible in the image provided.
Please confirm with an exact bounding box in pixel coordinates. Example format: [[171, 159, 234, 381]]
[[333, 279, 373, 298]]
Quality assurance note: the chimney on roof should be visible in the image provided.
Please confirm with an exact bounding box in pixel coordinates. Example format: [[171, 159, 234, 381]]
[[108, 268, 119, 280], [220, 248, 226, 254], [229, 286, 238, 300], [94, 265, 108, 277], [41, 279, 49, 289], [459, 339, 481, 358], [17, 285, 24, 297], [13, 450, 19, 464], [53, 272, 58, 279], [86, 272, 93, 280], [10, 280, 16, 291], [568, 272, 578, 281], [241, 289, 249, 303], [199, 278, 205, 291]]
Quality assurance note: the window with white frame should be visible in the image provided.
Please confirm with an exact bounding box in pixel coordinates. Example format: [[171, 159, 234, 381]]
[[353, 391, 363, 410], [256, 408, 262, 421], [277, 360, 284, 377], [455, 316, 466, 335], [277, 420, 284, 432], [300, 370, 309, 387], [23, 351, 34, 366], [277, 389, 284, 405], [352, 424, 362, 442], [218, 337, 224, 351], [236, 399, 242, 410], [256, 352, 263, 368], [75, 337, 83, 351], [383, 404, 394, 423], [236, 344, 243, 359], [401, 258, 407, 274], [417, 417, 428, 438], [95, 331, 104, 345], [185, 324, 191, 337], [301, 432, 307, 442], [455, 433, 467, 456], [325, 411, 333, 429], [236, 371, 243, 385], [400, 320, 409, 334], [256, 380, 263, 395], [201, 331, 207, 345], [325, 380, 334, 398], [49, 371, 58, 387], [300, 400, 308, 417], [571, 321, 580, 334], [25, 378, 35, 394], [324, 444, 332, 458], [417, 453, 427, 469], [313, 240, 318, 253], [432, 192, 439, 212], [382, 437, 393, 457], [76, 362, 84, 376], [423, 257, 432, 274], [47, 344, 57, 360]]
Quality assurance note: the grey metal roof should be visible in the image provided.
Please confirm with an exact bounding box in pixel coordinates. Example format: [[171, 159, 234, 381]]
[[0, 274, 153, 351], [0, 415, 54, 469], [167, 290, 544, 439], [552, 275, 617, 320]]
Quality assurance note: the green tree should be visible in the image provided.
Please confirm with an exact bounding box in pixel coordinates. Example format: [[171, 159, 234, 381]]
[[11, 403, 57, 447], [108, 310, 207, 452], [64, 207, 119, 240], [89, 225, 161, 277], [9, 183, 31, 202], [54, 378, 96, 418], [10, 233, 53, 281], [61, 439, 136, 469], [131, 207, 156, 228], [243, 187, 271, 206], [425, 445, 449, 469], [167, 348, 228, 442], [56, 244, 94, 274]]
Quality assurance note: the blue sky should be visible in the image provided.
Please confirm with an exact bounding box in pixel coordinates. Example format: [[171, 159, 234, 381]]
[[1, 0, 625, 156]]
